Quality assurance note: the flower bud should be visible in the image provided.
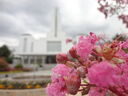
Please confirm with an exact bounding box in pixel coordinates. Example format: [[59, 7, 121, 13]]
[[77, 66, 86, 78], [56, 53, 69, 64], [65, 72, 81, 95], [69, 46, 78, 58], [66, 38, 72, 43]]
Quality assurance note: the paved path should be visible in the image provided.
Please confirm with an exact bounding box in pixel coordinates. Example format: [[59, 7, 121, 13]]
[[0, 70, 51, 81], [15, 70, 51, 77]]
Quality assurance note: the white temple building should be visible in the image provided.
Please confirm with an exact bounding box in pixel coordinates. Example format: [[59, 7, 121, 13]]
[[13, 9, 73, 67]]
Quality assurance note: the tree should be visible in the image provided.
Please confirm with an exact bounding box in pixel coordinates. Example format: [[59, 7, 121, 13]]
[[97, 0, 128, 27], [0, 45, 13, 63], [0, 45, 11, 57]]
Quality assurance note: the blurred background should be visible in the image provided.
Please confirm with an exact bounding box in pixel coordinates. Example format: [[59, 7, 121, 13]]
[[0, 0, 128, 96]]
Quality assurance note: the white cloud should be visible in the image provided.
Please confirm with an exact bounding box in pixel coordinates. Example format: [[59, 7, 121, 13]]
[[0, 37, 18, 47], [58, 0, 83, 25], [0, 0, 128, 47]]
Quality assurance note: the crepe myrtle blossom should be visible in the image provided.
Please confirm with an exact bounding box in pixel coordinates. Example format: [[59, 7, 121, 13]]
[[51, 64, 71, 81], [46, 82, 67, 96], [46, 64, 70, 96], [87, 61, 128, 96], [76, 32, 98, 60], [46, 33, 128, 96], [87, 61, 115, 88], [46, 64, 81, 96]]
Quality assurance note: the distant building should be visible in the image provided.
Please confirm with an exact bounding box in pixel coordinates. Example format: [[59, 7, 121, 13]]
[[13, 9, 73, 67]]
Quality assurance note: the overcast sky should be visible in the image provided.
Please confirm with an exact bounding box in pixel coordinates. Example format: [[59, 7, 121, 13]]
[[0, 0, 128, 47]]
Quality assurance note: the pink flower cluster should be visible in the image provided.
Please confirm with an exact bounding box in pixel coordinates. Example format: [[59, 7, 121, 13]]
[[88, 61, 115, 88], [46, 64, 69, 96], [88, 62, 128, 95], [46, 64, 81, 96], [46, 33, 128, 96], [76, 33, 98, 60]]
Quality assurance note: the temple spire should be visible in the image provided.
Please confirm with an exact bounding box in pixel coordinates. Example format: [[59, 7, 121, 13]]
[[48, 7, 62, 38], [54, 8, 58, 37]]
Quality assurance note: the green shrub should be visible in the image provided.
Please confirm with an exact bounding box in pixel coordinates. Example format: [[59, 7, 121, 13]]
[[14, 64, 23, 69], [6, 57, 13, 64]]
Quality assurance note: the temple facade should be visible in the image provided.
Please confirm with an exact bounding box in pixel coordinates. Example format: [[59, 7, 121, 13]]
[[13, 9, 73, 67]]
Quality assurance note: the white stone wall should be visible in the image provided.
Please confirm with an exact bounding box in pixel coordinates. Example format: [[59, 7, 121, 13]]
[[15, 31, 73, 55]]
